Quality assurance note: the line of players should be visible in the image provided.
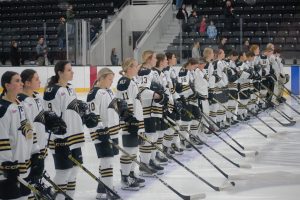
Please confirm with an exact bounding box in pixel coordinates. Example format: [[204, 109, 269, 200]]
[[0, 42, 289, 200]]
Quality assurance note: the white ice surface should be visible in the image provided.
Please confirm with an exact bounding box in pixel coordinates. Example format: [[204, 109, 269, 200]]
[[44, 95, 300, 200]]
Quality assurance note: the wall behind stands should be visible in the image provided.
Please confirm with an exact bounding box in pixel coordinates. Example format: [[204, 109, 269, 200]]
[[90, 5, 163, 66], [0, 66, 293, 94]]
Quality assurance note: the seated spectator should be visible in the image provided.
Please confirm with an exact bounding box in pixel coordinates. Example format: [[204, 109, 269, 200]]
[[199, 17, 207, 33], [218, 37, 230, 55], [10, 41, 21, 66], [207, 20, 217, 39]]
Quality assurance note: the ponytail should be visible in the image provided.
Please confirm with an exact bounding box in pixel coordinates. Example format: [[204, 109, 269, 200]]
[[45, 60, 69, 89]]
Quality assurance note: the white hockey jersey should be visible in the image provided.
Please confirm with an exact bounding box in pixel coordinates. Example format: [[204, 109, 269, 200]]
[[43, 84, 85, 150], [18, 92, 47, 156], [194, 68, 209, 98], [116, 76, 145, 133], [0, 98, 36, 178], [87, 87, 120, 142]]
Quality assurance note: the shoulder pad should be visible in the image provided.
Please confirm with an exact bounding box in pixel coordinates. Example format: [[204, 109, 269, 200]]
[[87, 87, 100, 102], [152, 67, 161, 75], [213, 60, 218, 70], [204, 63, 210, 69], [236, 61, 243, 67], [43, 85, 61, 101], [178, 67, 188, 77], [17, 93, 29, 102], [117, 77, 131, 91], [0, 99, 11, 118], [138, 67, 151, 76], [162, 66, 170, 72]]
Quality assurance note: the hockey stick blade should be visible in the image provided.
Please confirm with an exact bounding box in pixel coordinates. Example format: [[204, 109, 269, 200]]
[[238, 163, 252, 169], [219, 181, 235, 191], [243, 151, 259, 157], [182, 193, 206, 200]]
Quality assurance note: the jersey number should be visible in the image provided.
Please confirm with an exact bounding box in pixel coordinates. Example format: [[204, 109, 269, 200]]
[[48, 103, 53, 111], [122, 92, 129, 100]]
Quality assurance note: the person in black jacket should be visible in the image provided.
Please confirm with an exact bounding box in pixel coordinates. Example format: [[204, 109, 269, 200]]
[[224, 0, 234, 31], [10, 41, 21, 66]]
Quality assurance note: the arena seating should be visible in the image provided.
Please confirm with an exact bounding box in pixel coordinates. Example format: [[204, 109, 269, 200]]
[[168, 0, 300, 59], [0, 0, 126, 64]]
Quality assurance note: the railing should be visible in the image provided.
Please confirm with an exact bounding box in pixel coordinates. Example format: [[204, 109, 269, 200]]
[[134, 0, 171, 49]]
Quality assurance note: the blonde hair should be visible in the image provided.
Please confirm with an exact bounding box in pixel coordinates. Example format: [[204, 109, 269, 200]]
[[249, 44, 259, 53], [203, 47, 213, 61], [93, 67, 114, 87], [142, 50, 155, 64], [120, 57, 136, 75]]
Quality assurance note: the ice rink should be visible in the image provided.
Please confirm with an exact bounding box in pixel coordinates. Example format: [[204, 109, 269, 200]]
[[44, 94, 300, 200]]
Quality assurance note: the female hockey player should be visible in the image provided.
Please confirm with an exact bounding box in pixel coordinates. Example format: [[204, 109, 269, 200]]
[[0, 71, 36, 199], [44, 61, 85, 200], [86, 68, 121, 199], [116, 58, 146, 191], [137, 50, 167, 176], [19, 69, 47, 200], [164, 52, 184, 155]]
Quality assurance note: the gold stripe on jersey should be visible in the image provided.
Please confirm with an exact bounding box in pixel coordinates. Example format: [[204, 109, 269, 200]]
[[90, 132, 98, 141], [67, 132, 85, 146], [40, 148, 48, 157], [0, 139, 11, 151], [33, 132, 37, 144], [143, 106, 152, 116], [139, 121, 145, 129], [18, 160, 31, 174], [182, 85, 191, 92], [120, 155, 133, 164], [163, 134, 173, 141], [108, 124, 120, 136]]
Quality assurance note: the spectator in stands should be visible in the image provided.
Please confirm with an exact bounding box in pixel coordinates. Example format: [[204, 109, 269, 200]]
[[188, 10, 199, 32], [66, 4, 75, 35], [57, 17, 66, 49], [199, 17, 207, 34], [207, 20, 217, 39], [111, 48, 119, 66], [242, 40, 250, 52], [218, 37, 230, 55], [176, 4, 188, 23], [36, 37, 48, 66], [224, 0, 234, 31], [10, 41, 21, 66], [192, 41, 201, 59]]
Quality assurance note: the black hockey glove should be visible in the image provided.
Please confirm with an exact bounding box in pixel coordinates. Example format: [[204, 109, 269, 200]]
[[125, 116, 139, 136], [76, 100, 89, 117], [1, 161, 19, 181], [97, 128, 110, 143], [174, 100, 183, 114], [254, 64, 261, 72], [208, 92, 213, 100], [28, 153, 44, 183], [262, 69, 266, 77], [44, 111, 67, 135], [178, 95, 187, 107], [54, 138, 70, 157], [154, 92, 169, 106], [82, 112, 99, 128]]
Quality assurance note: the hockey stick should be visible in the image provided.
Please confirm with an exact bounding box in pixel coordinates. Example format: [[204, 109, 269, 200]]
[[195, 102, 249, 151], [188, 112, 257, 158], [17, 177, 51, 200], [229, 94, 278, 133], [272, 76, 300, 102], [138, 132, 234, 191], [240, 91, 295, 127], [68, 155, 122, 200], [165, 117, 251, 169], [109, 140, 205, 200], [252, 87, 295, 122], [42, 172, 73, 200], [213, 97, 269, 138], [261, 83, 300, 115]]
